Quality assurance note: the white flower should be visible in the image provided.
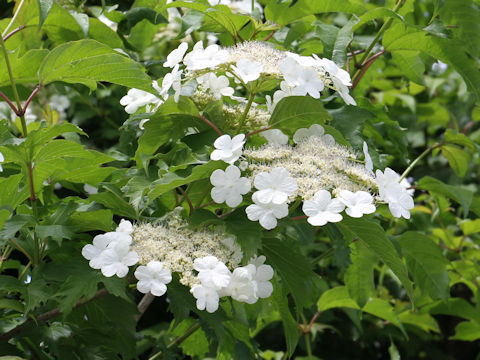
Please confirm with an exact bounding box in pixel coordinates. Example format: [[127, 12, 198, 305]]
[[83, 184, 98, 194], [261, 129, 289, 145], [210, 134, 245, 164], [210, 165, 251, 207], [191, 284, 220, 313], [230, 59, 263, 83], [116, 219, 133, 234], [266, 81, 294, 112], [222, 264, 257, 304], [82, 232, 125, 269], [193, 256, 231, 290], [253, 167, 298, 204], [302, 190, 345, 226], [315, 56, 356, 105], [183, 41, 229, 70], [246, 192, 289, 230], [293, 124, 334, 145], [0, 151, 4, 172], [375, 168, 414, 219], [134, 261, 172, 296], [164, 42, 188, 68], [279, 57, 324, 98], [363, 141, 374, 175], [201, 73, 234, 99], [98, 238, 138, 277], [120, 89, 159, 114], [401, 177, 415, 196], [253, 263, 274, 298], [338, 190, 376, 218], [161, 64, 183, 102]]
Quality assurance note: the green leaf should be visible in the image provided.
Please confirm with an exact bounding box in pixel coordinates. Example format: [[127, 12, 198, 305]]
[[269, 96, 331, 136], [332, 15, 359, 68], [171, 319, 209, 358], [391, 50, 425, 85], [388, 340, 400, 360], [68, 209, 113, 232], [35, 224, 74, 245], [339, 217, 414, 303], [271, 280, 299, 357], [450, 321, 480, 341], [398, 232, 449, 301], [0, 299, 24, 312], [418, 176, 474, 217], [386, 28, 480, 100], [344, 241, 377, 308], [354, 7, 405, 30], [56, 272, 99, 315], [0, 49, 49, 86], [459, 219, 480, 236], [444, 129, 476, 151], [122, 7, 168, 29], [89, 187, 137, 219], [0, 275, 26, 295], [0, 174, 29, 210], [441, 144, 470, 177], [428, 297, 480, 323], [317, 286, 403, 329], [398, 311, 440, 333], [262, 237, 316, 311], [224, 210, 262, 261], [38, 39, 154, 92], [148, 161, 224, 202], [37, 0, 53, 29], [264, 0, 366, 26]]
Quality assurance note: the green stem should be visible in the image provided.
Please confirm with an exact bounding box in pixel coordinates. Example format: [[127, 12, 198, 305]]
[[300, 313, 313, 360], [238, 92, 255, 129], [0, 245, 13, 272], [18, 261, 31, 281], [1, 0, 26, 37], [399, 143, 443, 182], [352, 0, 404, 83]]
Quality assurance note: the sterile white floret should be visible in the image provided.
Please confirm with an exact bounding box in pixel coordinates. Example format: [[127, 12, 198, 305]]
[[302, 190, 345, 226], [210, 165, 251, 207], [134, 261, 172, 296]]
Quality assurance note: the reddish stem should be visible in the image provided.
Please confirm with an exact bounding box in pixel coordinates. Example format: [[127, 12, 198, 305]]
[[352, 50, 385, 90], [246, 126, 271, 137], [199, 114, 223, 136], [3, 25, 26, 42], [177, 186, 194, 214], [22, 84, 42, 114], [0, 91, 20, 115], [264, 30, 276, 42]]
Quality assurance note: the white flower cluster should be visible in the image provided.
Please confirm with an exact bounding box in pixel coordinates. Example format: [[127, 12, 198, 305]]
[[119, 41, 355, 130], [81, 219, 139, 277], [208, 125, 415, 230], [191, 255, 273, 313]]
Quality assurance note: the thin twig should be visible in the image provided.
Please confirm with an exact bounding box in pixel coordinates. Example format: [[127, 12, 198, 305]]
[[3, 25, 26, 42], [177, 187, 194, 214], [264, 30, 276, 41], [351, 50, 385, 90], [199, 114, 223, 136], [1, 288, 109, 340], [199, 200, 215, 209], [0, 91, 19, 115], [290, 215, 307, 221], [246, 126, 271, 137], [135, 293, 155, 322], [22, 84, 42, 115], [8, 238, 33, 263]]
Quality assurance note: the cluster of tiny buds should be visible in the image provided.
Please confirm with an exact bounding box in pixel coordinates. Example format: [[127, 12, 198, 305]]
[[209, 124, 415, 230]]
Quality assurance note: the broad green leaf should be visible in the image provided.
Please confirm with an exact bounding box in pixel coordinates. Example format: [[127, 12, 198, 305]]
[[418, 176, 474, 217], [391, 50, 425, 85], [398, 311, 440, 333], [148, 161, 224, 202], [332, 15, 359, 68], [0, 49, 49, 86], [459, 219, 480, 236], [0, 299, 24, 312], [398, 232, 449, 301], [123, 7, 168, 29], [450, 321, 480, 341], [38, 39, 154, 92], [386, 29, 480, 100], [89, 189, 137, 219], [441, 145, 470, 177], [317, 286, 403, 329], [0, 275, 26, 294], [428, 297, 480, 323], [171, 319, 209, 359], [0, 174, 29, 210], [262, 237, 316, 311], [388, 340, 400, 360], [269, 96, 332, 136], [271, 280, 299, 357], [339, 217, 414, 303], [354, 7, 405, 30], [56, 272, 99, 315], [329, 105, 373, 148], [35, 224, 74, 245], [264, 0, 366, 26], [37, 0, 53, 29], [444, 129, 476, 151], [26, 123, 86, 155], [344, 241, 377, 308], [224, 210, 262, 261]]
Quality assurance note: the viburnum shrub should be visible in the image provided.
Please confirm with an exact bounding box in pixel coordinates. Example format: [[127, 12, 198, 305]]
[[0, 0, 479, 359]]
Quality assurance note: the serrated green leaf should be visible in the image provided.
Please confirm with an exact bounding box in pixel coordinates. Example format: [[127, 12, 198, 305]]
[[354, 7, 405, 30], [332, 15, 359, 67], [339, 217, 414, 303], [392, 50, 425, 85], [444, 129, 476, 151], [0, 49, 49, 86], [441, 144, 470, 177], [89, 187, 137, 219], [35, 224, 74, 245], [0, 174, 29, 210], [459, 219, 480, 236], [37, 0, 53, 29], [171, 319, 209, 358], [68, 209, 113, 232], [398, 232, 449, 301], [428, 297, 480, 323], [0, 275, 26, 295], [0, 299, 24, 312], [38, 39, 154, 92], [317, 286, 403, 330], [269, 96, 331, 136], [418, 176, 474, 217], [398, 311, 440, 333], [344, 241, 377, 308], [224, 210, 262, 261], [262, 237, 316, 311], [56, 273, 99, 315], [450, 321, 480, 341]]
